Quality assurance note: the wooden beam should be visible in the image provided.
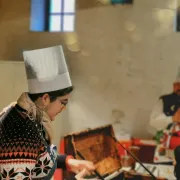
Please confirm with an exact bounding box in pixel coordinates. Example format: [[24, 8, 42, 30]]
[[76, 0, 100, 10], [76, 0, 133, 10]]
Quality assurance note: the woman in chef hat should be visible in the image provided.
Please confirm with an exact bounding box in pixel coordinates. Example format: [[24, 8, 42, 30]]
[[0, 45, 95, 180]]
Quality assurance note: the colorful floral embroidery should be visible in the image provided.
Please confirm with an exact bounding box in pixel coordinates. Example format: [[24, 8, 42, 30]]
[[1, 168, 19, 179]]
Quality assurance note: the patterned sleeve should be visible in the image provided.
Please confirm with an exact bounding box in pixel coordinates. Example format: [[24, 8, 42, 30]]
[[0, 108, 44, 179]]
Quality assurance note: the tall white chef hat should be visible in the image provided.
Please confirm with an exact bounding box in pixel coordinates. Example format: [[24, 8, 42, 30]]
[[23, 45, 72, 94]]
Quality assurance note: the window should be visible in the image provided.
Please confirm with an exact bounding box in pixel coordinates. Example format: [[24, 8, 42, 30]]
[[49, 0, 75, 32], [30, 0, 75, 32]]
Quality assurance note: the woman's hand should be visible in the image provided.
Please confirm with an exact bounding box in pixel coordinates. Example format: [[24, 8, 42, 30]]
[[75, 168, 99, 180], [67, 158, 95, 174]]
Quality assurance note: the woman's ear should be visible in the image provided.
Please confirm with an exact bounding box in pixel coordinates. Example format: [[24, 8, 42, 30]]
[[41, 93, 51, 107]]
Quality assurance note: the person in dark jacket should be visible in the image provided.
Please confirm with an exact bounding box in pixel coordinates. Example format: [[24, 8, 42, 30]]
[[0, 45, 95, 180]]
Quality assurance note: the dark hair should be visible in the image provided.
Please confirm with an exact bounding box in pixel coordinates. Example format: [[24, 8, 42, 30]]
[[28, 86, 74, 102], [174, 146, 180, 179]]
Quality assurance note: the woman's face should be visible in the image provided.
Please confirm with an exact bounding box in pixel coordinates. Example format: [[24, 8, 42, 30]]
[[41, 93, 70, 121]]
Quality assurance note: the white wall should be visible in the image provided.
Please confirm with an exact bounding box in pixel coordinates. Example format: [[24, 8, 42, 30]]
[[66, 0, 179, 138]]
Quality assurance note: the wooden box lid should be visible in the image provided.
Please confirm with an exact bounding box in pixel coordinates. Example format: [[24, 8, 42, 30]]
[[64, 124, 122, 177]]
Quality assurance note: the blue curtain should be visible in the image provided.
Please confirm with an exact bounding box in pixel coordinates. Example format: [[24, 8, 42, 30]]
[[30, 0, 48, 31]]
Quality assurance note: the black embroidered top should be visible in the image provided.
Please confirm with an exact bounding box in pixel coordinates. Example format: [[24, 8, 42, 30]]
[[0, 105, 68, 179]]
